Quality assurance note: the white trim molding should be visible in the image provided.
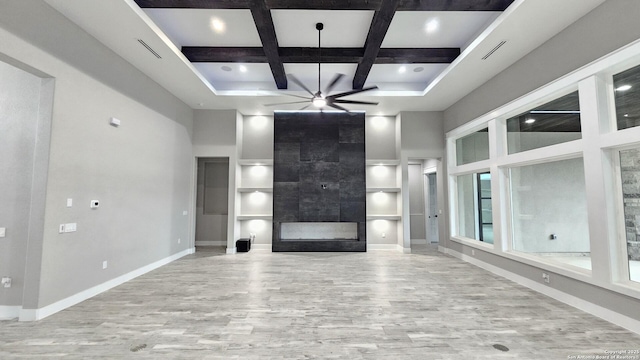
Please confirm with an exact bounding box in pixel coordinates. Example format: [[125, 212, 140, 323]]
[[443, 247, 640, 335], [0, 306, 21, 320], [226, 247, 237, 254], [18, 248, 193, 322], [367, 244, 399, 251], [251, 244, 272, 251], [195, 240, 225, 246]]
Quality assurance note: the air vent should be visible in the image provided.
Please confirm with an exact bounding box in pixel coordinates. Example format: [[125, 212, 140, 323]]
[[481, 40, 507, 60], [137, 39, 162, 59]]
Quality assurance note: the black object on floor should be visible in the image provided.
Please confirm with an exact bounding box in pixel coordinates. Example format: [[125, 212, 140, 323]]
[[236, 238, 251, 252]]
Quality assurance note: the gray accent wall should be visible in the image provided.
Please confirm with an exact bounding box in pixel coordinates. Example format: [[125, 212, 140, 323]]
[[272, 112, 366, 252], [0, 1, 194, 311]]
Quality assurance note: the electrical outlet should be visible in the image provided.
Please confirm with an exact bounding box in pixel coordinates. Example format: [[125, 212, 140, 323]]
[[381, 232, 386, 238], [0, 227, 5, 238], [1, 277, 11, 288], [472, 249, 475, 256], [542, 273, 550, 283], [102, 261, 108, 269], [182, 210, 188, 215], [66, 198, 73, 207], [178, 238, 181, 244]]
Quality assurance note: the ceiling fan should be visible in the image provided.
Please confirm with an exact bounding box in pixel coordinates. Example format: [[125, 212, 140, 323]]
[[265, 22, 379, 112]]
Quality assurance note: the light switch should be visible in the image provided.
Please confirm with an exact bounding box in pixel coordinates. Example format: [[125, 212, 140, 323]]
[[0, 227, 5, 238], [64, 223, 77, 233], [66, 198, 73, 207]]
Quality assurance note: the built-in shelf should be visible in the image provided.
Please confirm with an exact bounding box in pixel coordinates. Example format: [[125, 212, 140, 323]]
[[366, 159, 400, 166], [366, 215, 401, 221], [238, 159, 273, 166], [366, 187, 401, 193], [238, 187, 273, 193], [237, 215, 273, 220]]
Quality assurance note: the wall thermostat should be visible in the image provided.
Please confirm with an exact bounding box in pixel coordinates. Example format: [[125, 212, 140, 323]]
[[90, 200, 100, 209]]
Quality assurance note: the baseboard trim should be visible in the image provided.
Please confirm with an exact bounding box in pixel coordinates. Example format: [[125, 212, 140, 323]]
[[251, 244, 271, 251], [195, 241, 225, 246], [18, 248, 193, 322], [226, 247, 237, 254], [367, 244, 398, 251], [400, 245, 411, 254], [444, 247, 640, 335], [0, 306, 21, 320]]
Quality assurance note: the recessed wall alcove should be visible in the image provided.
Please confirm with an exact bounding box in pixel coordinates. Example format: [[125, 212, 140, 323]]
[[272, 112, 366, 252]]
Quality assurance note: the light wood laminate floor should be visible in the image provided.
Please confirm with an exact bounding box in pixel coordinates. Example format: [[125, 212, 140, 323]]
[[1, 245, 639, 359]]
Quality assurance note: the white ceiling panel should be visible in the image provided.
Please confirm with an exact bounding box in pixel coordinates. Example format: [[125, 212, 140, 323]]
[[194, 63, 275, 83], [143, 9, 262, 47], [368, 64, 449, 85], [383, 11, 500, 48], [272, 10, 374, 47], [284, 63, 357, 93]]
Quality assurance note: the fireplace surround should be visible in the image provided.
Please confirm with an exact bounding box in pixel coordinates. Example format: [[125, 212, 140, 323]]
[[272, 112, 366, 252]]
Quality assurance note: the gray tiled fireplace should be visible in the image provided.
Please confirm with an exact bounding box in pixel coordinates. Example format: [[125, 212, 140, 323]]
[[272, 112, 366, 252]]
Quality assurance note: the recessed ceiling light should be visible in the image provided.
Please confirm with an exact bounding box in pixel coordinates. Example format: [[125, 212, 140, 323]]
[[239, 65, 247, 73], [399, 66, 406, 74], [221, 65, 232, 72], [414, 67, 424, 73], [525, 118, 536, 124], [616, 84, 632, 91], [624, 114, 629, 117], [425, 19, 439, 34], [210, 18, 225, 33]]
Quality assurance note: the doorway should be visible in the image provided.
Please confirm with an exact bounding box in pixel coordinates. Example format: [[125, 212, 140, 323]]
[[425, 172, 439, 244], [194, 158, 229, 248]]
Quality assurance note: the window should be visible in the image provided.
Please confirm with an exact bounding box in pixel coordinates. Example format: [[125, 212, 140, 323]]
[[456, 128, 489, 165], [619, 147, 640, 283], [506, 91, 581, 154], [613, 64, 640, 131], [509, 158, 591, 270], [477, 173, 493, 244], [456, 172, 492, 243]]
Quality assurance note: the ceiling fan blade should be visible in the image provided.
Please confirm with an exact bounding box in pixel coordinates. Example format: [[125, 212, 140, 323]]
[[327, 103, 350, 112], [328, 86, 379, 100], [332, 99, 379, 106], [287, 74, 315, 96], [324, 73, 345, 95], [299, 104, 312, 111], [264, 100, 310, 106]]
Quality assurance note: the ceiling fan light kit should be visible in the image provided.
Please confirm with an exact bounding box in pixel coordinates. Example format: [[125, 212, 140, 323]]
[[265, 22, 378, 112]]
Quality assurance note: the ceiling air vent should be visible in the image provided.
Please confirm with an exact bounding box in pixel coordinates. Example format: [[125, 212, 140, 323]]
[[137, 39, 162, 59], [481, 40, 507, 60]]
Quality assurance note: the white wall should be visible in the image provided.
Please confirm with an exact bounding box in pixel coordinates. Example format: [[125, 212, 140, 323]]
[[0, 1, 194, 313], [192, 110, 239, 250], [241, 115, 274, 159], [0, 61, 45, 307], [365, 115, 397, 160], [398, 112, 445, 250]]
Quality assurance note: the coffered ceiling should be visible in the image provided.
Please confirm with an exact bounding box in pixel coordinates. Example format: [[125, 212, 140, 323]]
[[44, 0, 605, 115]]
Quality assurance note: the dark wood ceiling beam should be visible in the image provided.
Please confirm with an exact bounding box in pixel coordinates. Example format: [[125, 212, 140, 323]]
[[396, 0, 513, 11], [248, 0, 287, 89], [135, 0, 514, 11], [133, 0, 251, 9], [353, 0, 400, 89], [376, 48, 459, 63], [182, 46, 459, 63]]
